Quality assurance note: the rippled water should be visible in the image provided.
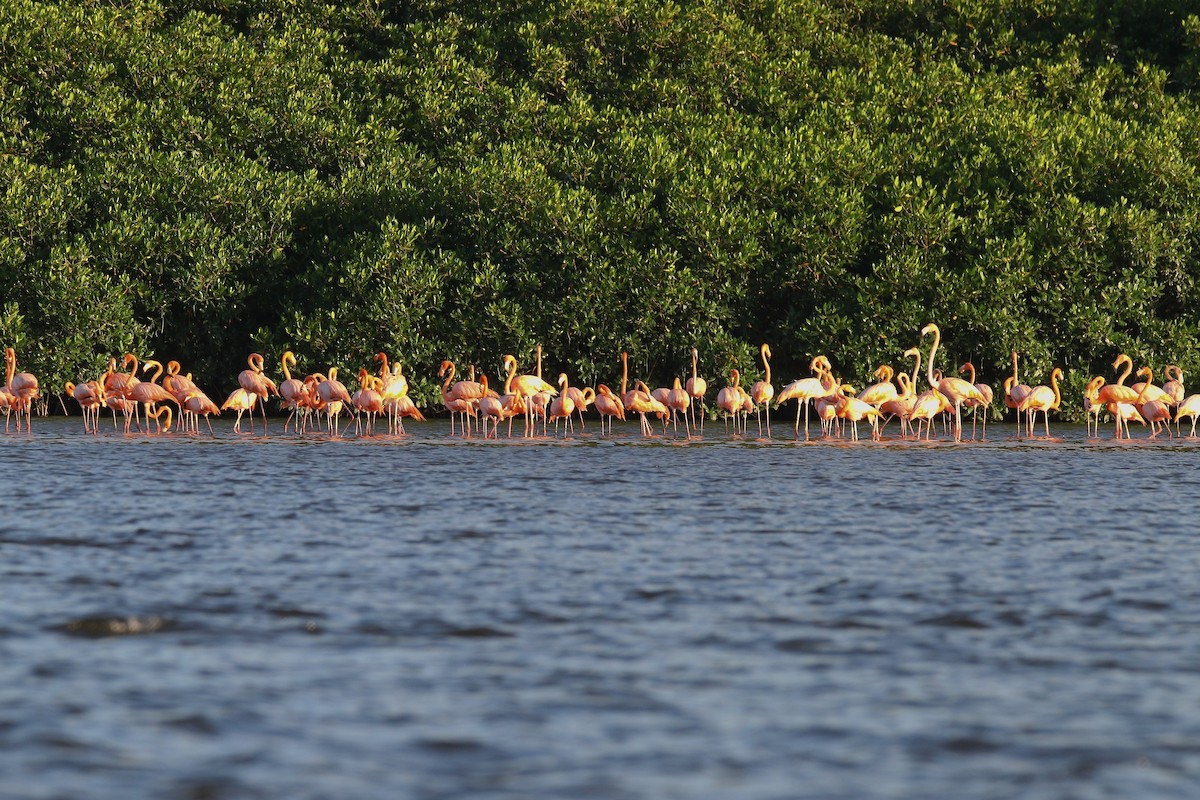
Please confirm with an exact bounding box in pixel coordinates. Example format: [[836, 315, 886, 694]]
[[4, 418, 1200, 799]]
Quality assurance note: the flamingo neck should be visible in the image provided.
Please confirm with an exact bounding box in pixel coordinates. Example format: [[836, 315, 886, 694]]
[[1116, 357, 1132, 386], [504, 357, 516, 395], [1135, 369, 1154, 403], [926, 328, 940, 388]]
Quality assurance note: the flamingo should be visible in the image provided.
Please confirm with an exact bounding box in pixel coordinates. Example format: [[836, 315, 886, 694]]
[[858, 364, 898, 408], [442, 360, 491, 402], [317, 367, 354, 435], [237, 353, 278, 432], [750, 343, 774, 438], [1133, 367, 1172, 438], [716, 368, 747, 434], [1017, 367, 1063, 437], [1096, 355, 1143, 438], [565, 384, 595, 431], [776, 355, 835, 438], [909, 386, 949, 440], [629, 380, 670, 435], [478, 375, 525, 438], [279, 351, 308, 432], [181, 390, 221, 435], [1130, 366, 1174, 407], [1175, 392, 1200, 437], [879, 372, 916, 437], [920, 323, 986, 440], [503, 354, 556, 438], [594, 384, 625, 435], [547, 373, 576, 436], [65, 380, 104, 433], [879, 347, 921, 437], [1004, 351, 1033, 435], [1162, 366, 1185, 407], [619, 352, 656, 436], [162, 361, 200, 404], [352, 370, 385, 436], [958, 361, 993, 438], [102, 356, 139, 429], [1083, 376, 1106, 437], [815, 383, 848, 437], [375, 353, 409, 400], [221, 388, 258, 433], [386, 391, 425, 433], [1109, 401, 1147, 437], [439, 361, 478, 436], [665, 377, 691, 438], [836, 393, 881, 441], [376, 359, 418, 433], [133, 360, 180, 433], [685, 347, 707, 434], [5, 347, 39, 432]]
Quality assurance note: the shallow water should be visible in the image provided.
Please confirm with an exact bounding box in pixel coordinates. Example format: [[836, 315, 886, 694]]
[[4, 418, 1200, 799]]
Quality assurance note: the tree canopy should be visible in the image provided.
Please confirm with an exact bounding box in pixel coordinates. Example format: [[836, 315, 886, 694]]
[[3, 0, 1199, 414]]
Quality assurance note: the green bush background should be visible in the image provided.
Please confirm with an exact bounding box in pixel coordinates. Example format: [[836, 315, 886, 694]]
[[3, 0, 1199, 415]]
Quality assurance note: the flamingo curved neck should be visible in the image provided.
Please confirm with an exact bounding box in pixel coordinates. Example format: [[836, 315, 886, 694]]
[[145, 360, 164, 384], [925, 326, 940, 388], [504, 356, 517, 395], [1115, 356, 1132, 386], [1135, 368, 1154, 403]]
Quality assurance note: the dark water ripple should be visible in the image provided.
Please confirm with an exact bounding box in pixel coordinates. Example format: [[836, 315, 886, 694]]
[[3, 420, 1200, 798]]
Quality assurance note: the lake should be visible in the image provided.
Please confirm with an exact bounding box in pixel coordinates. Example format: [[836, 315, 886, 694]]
[[3, 417, 1199, 798]]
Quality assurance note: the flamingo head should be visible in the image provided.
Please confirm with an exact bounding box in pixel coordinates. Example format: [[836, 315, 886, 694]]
[[921, 322, 938, 337]]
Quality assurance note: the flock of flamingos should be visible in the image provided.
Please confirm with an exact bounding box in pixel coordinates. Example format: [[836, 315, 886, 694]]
[[3, 323, 1199, 441]]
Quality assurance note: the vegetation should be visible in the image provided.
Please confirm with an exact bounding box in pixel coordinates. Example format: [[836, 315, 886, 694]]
[[3, 0, 1200, 415]]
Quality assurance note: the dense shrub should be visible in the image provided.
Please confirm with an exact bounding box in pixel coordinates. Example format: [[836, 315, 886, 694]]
[[2, 0, 1199, 416]]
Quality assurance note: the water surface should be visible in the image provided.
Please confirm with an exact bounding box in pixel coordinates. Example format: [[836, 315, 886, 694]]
[[3, 420, 1199, 799]]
